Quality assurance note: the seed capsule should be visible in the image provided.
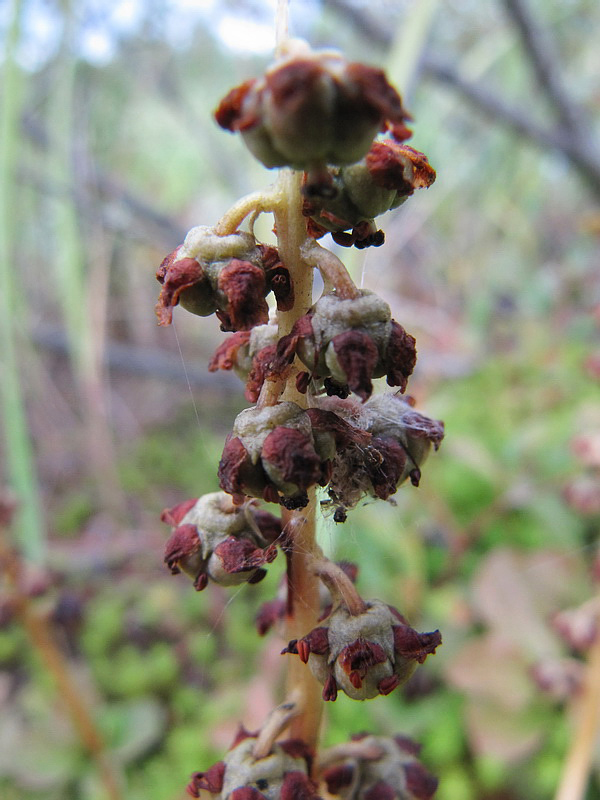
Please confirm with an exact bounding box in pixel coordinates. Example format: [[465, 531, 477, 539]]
[[283, 599, 441, 701]]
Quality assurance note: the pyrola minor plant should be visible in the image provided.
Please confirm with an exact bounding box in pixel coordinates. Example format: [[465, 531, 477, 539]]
[[155, 10, 443, 799]]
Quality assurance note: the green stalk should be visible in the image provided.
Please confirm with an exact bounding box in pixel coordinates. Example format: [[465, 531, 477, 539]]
[[0, 0, 46, 562]]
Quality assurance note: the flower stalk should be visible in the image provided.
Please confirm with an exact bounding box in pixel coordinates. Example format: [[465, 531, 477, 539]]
[[155, 6, 442, 796]]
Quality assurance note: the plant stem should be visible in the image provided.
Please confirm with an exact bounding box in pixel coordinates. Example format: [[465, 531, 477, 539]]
[[554, 601, 600, 800], [0, 0, 46, 562], [273, 168, 323, 751], [0, 533, 123, 800], [282, 499, 323, 751]]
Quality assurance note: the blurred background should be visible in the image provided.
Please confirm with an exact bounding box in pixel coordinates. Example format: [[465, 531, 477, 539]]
[[0, 0, 599, 798]]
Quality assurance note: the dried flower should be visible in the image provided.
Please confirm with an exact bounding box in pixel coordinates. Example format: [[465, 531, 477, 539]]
[[161, 492, 280, 590], [215, 40, 411, 196], [304, 141, 436, 248], [283, 599, 441, 701], [317, 394, 444, 512], [322, 734, 438, 800], [275, 292, 416, 400], [155, 227, 292, 331], [188, 727, 318, 800], [218, 402, 338, 509], [209, 321, 281, 403]]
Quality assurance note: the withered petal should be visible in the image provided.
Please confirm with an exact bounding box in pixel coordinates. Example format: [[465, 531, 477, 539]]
[[214, 79, 259, 131], [280, 771, 319, 800], [338, 639, 388, 675], [274, 313, 316, 372], [218, 436, 253, 497], [323, 764, 355, 795], [208, 331, 252, 372], [160, 498, 198, 526], [212, 537, 273, 574], [155, 254, 206, 326], [385, 321, 417, 392], [363, 780, 397, 800], [256, 598, 285, 636], [262, 427, 322, 490], [323, 673, 338, 701], [331, 330, 379, 401], [404, 762, 439, 800], [368, 437, 408, 500], [163, 524, 201, 574], [393, 626, 442, 664], [218, 259, 269, 331], [344, 62, 410, 125], [246, 344, 279, 402], [189, 761, 226, 795], [229, 787, 267, 800], [299, 626, 330, 661]]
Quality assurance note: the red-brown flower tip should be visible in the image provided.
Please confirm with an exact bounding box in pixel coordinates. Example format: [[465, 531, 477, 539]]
[[366, 142, 436, 195], [274, 293, 415, 401], [285, 600, 441, 701], [321, 735, 437, 800], [404, 762, 439, 800], [302, 140, 434, 249], [214, 40, 410, 181], [161, 492, 280, 590], [155, 227, 288, 332], [318, 394, 444, 513], [187, 761, 226, 797], [280, 771, 319, 800], [209, 331, 253, 373], [155, 249, 208, 326], [164, 524, 202, 576], [218, 403, 336, 509], [161, 497, 199, 526]]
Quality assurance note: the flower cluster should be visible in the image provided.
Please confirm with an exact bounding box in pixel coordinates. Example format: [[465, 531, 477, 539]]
[[322, 734, 438, 800], [156, 227, 293, 331], [161, 492, 281, 590], [275, 292, 416, 400], [303, 141, 436, 248], [215, 40, 411, 196], [188, 727, 318, 800], [284, 598, 441, 701]]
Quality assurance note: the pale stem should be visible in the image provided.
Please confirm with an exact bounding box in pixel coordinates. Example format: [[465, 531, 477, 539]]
[[301, 240, 361, 300], [281, 500, 324, 752], [252, 692, 302, 759], [555, 602, 600, 800], [310, 557, 367, 616], [318, 740, 386, 769], [214, 189, 278, 236]]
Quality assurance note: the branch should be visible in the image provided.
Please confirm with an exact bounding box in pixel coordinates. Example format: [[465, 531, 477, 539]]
[[421, 54, 600, 197], [501, 0, 586, 138]]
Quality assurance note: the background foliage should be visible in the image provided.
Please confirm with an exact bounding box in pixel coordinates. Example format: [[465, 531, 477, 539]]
[[0, 1, 599, 798]]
